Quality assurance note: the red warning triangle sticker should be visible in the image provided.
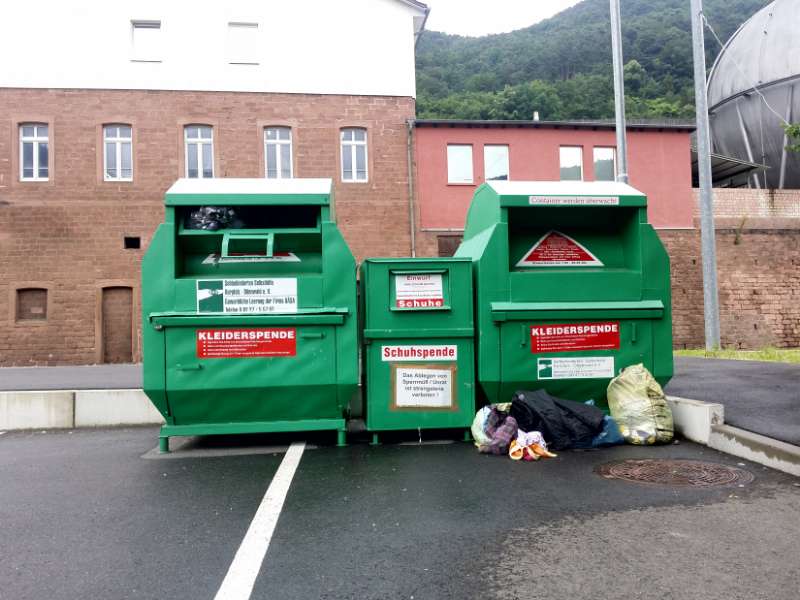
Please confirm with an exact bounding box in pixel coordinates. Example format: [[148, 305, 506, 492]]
[[516, 230, 603, 267]]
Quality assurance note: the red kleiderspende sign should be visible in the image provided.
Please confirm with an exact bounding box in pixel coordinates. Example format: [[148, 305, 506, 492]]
[[196, 328, 296, 358], [530, 322, 620, 353]]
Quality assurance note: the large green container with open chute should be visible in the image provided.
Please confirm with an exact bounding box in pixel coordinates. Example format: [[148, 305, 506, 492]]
[[142, 178, 358, 451], [455, 181, 673, 406]]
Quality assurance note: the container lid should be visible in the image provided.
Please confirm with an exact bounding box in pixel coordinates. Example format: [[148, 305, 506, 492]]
[[164, 177, 332, 205], [486, 180, 646, 208]]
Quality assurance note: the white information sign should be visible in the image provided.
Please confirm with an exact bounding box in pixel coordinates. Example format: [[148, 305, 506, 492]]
[[537, 357, 615, 380], [196, 278, 297, 314], [394, 273, 444, 309], [529, 196, 620, 206], [395, 367, 453, 408]]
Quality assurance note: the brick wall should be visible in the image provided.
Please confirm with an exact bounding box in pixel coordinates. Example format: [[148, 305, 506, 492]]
[[0, 89, 414, 365], [693, 188, 800, 221], [663, 228, 800, 349]]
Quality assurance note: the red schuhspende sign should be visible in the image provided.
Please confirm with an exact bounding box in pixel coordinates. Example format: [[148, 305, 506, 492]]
[[196, 328, 297, 358], [530, 322, 620, 354]]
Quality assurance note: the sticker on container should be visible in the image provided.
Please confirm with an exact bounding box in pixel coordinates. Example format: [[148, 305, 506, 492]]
[[528, 196, 619, 206], [394, 273, 444, 309], [516, 230, 603, 267], [531, 322, 620, 354], [393, 365, 456, 409], [196, 328, 296, 359], [196, 278, 297, 314], [202, 252, 301, 265], [381, 345, 457, 362], [537, 357, 615, 380]]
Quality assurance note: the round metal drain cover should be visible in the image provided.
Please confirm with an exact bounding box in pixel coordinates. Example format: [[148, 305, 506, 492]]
[[596, 459, 754, 487]]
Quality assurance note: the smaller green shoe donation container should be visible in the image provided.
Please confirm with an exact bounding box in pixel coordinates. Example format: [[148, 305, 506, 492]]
[[361, 258, 475, 441], [455, 181, 673, 407], [142, 178, 358, 451]]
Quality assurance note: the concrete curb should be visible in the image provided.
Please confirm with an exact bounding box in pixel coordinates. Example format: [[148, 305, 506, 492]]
[[0, 389, 163, 430], [708, 424, 800, 477], [667, 395, 799, 477]]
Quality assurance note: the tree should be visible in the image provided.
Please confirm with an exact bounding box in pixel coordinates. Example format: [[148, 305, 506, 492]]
[[784, 123, 800, 153], [623, 59, 647, 95]]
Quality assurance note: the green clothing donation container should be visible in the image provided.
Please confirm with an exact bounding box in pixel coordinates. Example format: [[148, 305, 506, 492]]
[[455, 181, 672, 406], [142, 178, 358, 451], [361, 258, 475, 441]]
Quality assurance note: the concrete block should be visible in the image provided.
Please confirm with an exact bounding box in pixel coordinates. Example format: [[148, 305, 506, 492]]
[[667, 396, 724, 444], [709, 424, 800, 477], [0, 391, 75, 430], [74, 389, 164, 427]]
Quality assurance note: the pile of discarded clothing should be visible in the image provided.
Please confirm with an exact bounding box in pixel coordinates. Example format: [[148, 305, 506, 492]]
[[471, 403, 557, 461], [471, 364, 673, 459], [471, 391, 621, 460]]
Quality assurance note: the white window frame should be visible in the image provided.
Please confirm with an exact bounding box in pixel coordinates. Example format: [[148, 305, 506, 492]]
[[227, 22, 260, 65], [483, 144, 510, 181], [559, 146, 584, 181], [19, 123, 49, 182], [103, 125, 133, 182], [340, 128, 368, 183], [264, 127, 293, 179], [447, 144, 474, 184], [184, 126, 214, 179], [593, 146, 617, 182], [130, 20, 162, 63]]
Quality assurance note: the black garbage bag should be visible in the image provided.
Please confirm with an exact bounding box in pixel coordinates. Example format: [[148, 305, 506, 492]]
[[510, 389, 606, 450], [186, 206, 242, 231]]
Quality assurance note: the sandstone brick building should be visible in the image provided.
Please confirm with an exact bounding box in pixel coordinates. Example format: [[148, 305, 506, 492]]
[[0, 0, 428, 365]]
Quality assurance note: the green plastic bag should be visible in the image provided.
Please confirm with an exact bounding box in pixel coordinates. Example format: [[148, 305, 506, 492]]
[[607, 363, 674, 445]]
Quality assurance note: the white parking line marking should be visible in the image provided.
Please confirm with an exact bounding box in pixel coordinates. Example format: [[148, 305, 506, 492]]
[[214, 441, 305, 600]]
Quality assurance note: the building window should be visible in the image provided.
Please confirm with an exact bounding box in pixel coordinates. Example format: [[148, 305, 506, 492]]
[[16, 288, 47, 321], [131, 20, 162, 62], [559, 146, 583, 181], [265, 127, 292, 179], [447, 145, 473, 184], [484, 145, 509, 181], [19, 124, 49, 181], [104, 125, 133, 181], [593, 147, 616, 182], [184, 125, 214, 179], [341, 128, 368, 182], [227, 22, 260, 65]]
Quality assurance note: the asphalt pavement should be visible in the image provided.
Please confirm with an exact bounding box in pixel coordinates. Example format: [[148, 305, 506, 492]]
[[667, 356, 800, 446], [1, 427, 798, 600]]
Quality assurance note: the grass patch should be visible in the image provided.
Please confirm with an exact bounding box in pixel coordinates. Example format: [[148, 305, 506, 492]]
[[675, 347, 800, 363]]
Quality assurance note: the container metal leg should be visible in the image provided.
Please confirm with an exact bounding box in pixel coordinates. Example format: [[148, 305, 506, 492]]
[[371, 432, 380, 446], [463, 429, 472, 443], [159, 437, 170, 454], [337, 429, 347, 447]]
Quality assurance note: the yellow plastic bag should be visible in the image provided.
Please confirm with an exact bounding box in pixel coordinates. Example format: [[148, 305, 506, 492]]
[[607, 364, 673, 445]]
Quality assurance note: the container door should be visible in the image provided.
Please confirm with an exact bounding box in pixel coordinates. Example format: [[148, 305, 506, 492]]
[[164, 323, 339, 424], [499, 319, 653, 403]]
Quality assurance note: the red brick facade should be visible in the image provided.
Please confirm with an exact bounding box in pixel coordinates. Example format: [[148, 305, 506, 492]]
[[0, 89, 415, 365]]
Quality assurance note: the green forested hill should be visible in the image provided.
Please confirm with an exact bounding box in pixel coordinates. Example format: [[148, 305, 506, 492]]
[[415, 0, 770, 120]]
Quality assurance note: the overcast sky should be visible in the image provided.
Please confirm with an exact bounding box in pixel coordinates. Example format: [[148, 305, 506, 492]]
[[424, 0, 583, 37]]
